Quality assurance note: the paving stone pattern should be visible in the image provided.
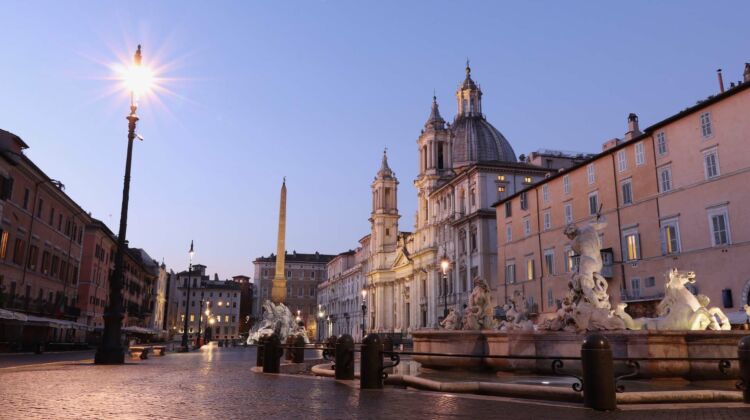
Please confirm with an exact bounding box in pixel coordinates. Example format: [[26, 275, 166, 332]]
[[1, 345, 749, 419]]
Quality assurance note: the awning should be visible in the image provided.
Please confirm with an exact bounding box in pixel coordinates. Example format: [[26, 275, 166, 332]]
[[122, 326, 162, 335], [0, 308, 29, 322]]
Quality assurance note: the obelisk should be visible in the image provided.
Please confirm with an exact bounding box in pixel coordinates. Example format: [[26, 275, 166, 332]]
[[271, 178, 287, 303]]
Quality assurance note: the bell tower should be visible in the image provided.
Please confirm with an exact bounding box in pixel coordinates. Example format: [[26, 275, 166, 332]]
[[370, 150, 399, 269], [415, 95, 451, 231]]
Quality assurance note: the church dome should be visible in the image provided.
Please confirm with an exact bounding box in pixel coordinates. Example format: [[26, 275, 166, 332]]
[[450, 115, 517, 165], [450, 64, 517, 166]]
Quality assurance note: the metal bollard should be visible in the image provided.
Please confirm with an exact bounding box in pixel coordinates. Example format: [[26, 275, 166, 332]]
[[335, 334, 355, 380], [581, 333, 616, 411], [285, 336, 295, 361], [739, 335, 750, 403], [262, 333, 282, 373], [360, 334, 383, 389], [256, 336, 266, 367], [292, 335, 305, 363], [382, 335, 394, 354]]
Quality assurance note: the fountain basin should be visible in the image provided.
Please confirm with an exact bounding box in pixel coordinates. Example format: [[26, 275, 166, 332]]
[[412, 330, 748, 379]]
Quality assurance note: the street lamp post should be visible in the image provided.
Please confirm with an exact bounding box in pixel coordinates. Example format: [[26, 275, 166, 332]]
[[317, 304, 324, 343], [360, 289, 367, 340], [440, 256, 450, 318], [95, 45, 149, 364], [204, 303, 211, 344], [180, 241, 195, 352], [195, 299, 204, 349]]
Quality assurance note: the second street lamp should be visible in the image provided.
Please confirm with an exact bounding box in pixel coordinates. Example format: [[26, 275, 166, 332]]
[[360, 289, 367, 340], [180, 241, 195, 352], [441, 256, 450, 318]]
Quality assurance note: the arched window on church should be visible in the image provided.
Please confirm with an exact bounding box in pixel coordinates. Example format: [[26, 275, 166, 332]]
[[437, 142, 444, 169]]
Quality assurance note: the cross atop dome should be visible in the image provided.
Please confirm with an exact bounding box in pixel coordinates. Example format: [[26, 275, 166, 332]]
[[457, 62, 482, 116]]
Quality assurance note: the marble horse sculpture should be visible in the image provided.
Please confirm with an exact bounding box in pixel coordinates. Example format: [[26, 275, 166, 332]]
[[614, 269, 732, 331]]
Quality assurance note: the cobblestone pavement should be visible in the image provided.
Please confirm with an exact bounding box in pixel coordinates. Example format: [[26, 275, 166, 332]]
[[1, 343, 749, 419], [0, 349, 95, 369]]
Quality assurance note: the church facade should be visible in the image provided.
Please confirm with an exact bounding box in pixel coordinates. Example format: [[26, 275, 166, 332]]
[[320, 66, 582, 335]]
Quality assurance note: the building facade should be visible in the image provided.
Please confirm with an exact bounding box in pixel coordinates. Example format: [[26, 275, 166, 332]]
[[232, 274, 254, 336], [318, 243, 370, 340], [0, 131, 90, 320], [252, 251, 334, 336], [170, 264, 243, 342], [495, 65, 750, 322], [320, 66, 585, 337]]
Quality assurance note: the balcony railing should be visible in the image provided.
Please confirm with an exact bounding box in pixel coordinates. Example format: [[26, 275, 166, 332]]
[[620, 290, 664, 302]]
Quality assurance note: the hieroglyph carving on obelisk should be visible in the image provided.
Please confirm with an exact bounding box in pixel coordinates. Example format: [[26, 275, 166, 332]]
[[271, 178, 288, 303]]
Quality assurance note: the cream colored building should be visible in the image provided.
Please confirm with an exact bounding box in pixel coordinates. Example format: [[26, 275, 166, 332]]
[[321, 66, 584, 335]]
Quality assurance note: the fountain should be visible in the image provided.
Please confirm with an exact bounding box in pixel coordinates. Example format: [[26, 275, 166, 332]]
[[413, 216, 745, 379]]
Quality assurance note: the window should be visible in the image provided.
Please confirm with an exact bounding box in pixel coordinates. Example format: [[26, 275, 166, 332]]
[[700, 112, 713, 138], [635, 142, 645, 166], [520, 192, 528, 210], [623, 229, 641, 261], [543, 212, 551, 231], [523, 176, 532, 184], [703, 148, 719, 179], [588, 192, 599, 215], [189, 314, 195, 322], [617, 150, 627, 172], [658, 166, 672, 192], [564, 203, 573, 225], [547, 289, 554, 308], [563, 175, 570, 194], [523, 217, 531, 236], [656, 132, 668, 155], [544, 249, 555, 275], [27, 245, 39, 271], [526, 258, 535, 281], [497, 186, 505, 193], [621, 180, 633, 205], [505, 225, 512, 242], [587, 164, 595, 184], [504, 201, 512, 218], [36, 198, 43, 218], [22, 188, 29, 210], [565, 248, 577, 272], [661, 219, 681, 254], [497, 175, 505, 181], [469, 228, 477, 251], [630, 278, 641, 298], [645, 277, 656, 288], [542, 184, 549, 203], [298, 287, 303, 297], [0, 230, 8, 259], [505, 262, 516, 284], [708, 207, 730, 246], [470, 188, 476, 207]]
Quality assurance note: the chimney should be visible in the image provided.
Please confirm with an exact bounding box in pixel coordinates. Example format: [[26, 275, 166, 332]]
[[717, 69, 725, 93], [602, 138, 622, 152], [744, 63, 750, 83], [624, 113, 641, 141]]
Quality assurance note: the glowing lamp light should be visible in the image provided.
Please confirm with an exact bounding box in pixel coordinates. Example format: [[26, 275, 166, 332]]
[[209, 318, 215, 325], [122, 63, 154, 97], [440, 257, 450, 273], [361, 289, 367, 300]]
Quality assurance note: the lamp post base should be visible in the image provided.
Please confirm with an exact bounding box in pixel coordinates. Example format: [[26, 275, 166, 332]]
[[95, 312, 125, 364], [94, 346, 125, 364]]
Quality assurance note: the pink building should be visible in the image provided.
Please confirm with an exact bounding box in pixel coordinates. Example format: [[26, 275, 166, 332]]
[[495, 64, 750, 322]]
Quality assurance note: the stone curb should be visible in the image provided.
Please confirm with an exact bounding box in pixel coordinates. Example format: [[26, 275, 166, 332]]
[[309, 363, 743, 404]]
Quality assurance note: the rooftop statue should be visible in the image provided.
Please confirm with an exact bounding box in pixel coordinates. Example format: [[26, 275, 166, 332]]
[[614, 269, 732, 331]]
